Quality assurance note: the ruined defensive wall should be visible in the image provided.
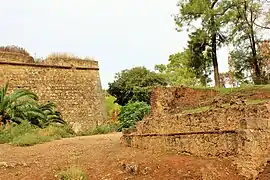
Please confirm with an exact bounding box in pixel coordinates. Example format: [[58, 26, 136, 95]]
[[0, 46, 106, 132], [123, 86, 270, 179]]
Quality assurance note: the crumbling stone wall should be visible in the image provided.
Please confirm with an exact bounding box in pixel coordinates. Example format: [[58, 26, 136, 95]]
[[0, 48, 106, 132], [123, 86, 270, 179], [234, 117, 270, 178], [150, 86, 218, 114], [136, 103, 270, 134], [125, 131, 238, 157], [0, 48, 34, 63]]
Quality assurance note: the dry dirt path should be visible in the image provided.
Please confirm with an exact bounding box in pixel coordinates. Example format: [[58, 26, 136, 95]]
[[0, 133, 245, 180]]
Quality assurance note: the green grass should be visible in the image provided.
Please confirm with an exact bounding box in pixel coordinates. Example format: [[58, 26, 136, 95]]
[[182, 99, 269, 114], [78, 123, 118, 136], [0, 120, 118, 146], [57, 166, 88, 180], [191, 84, 270, 95], [0, 121, 74, 146]]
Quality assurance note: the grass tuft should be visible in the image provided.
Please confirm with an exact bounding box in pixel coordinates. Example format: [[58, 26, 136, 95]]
[[57, 166, 87, 180]]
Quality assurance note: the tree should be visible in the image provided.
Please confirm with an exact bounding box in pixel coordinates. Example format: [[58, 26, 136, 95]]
[[187, 29, 213, 86], [155, 29, 212, 87], [229, 43, 254, 83], [107, 67, 167, 106], [174, 0, 233, 87], [155, 51, 198, 86], [227, 0, 270, 84]]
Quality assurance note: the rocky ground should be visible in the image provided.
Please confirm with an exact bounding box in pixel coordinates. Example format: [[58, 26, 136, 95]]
[[0, 133, 252, 180]]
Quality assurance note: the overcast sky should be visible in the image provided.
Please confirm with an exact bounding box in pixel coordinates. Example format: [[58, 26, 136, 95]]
[[1, 0, 229, 88]]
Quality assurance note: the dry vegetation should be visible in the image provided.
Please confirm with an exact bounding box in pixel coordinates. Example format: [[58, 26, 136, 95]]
[[0, 45, 30, 56], [46, 52, 94, 61]]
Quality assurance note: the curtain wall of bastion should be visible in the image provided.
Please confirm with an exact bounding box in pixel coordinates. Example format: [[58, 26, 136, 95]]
[[0, 48, 106, 132]]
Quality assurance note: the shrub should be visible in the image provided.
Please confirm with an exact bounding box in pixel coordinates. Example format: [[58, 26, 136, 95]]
[[11, 132, 53, 146], [79, 124, 117, 136], [0, 121, 74, 146], [57, 166, 87, 180], [104, 94, 121, 122], [0, 83, 67, 127], [118, 101, 150, 131]]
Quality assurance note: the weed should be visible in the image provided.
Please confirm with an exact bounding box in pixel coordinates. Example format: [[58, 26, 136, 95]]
[[57, 166, 87, 180], [79, 124, 117, 136], [0, 121, 74, 146]]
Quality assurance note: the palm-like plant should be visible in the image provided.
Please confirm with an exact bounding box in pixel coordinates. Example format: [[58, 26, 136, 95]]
[[0, 83, 40, 124], [38, 102, 67, 127], [0, 83, 67, 127]]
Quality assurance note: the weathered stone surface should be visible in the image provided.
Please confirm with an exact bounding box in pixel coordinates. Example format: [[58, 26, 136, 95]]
[[0, 51, 34, 63], [150, 86, 217, 114], [137, 103, 270, 134], [0, 55, 106, 132], [125, 131, 238, 157], [123, 86, 270, 179]]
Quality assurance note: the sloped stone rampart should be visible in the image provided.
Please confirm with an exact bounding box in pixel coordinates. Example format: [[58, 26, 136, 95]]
[[0, 50, 106, 132]]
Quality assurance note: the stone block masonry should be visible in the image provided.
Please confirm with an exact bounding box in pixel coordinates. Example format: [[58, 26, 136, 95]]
[[0, 49, 106, 132], [123, 86, 270, 179]]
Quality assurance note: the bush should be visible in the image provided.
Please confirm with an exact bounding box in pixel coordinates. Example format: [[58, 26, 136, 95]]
[[79, 124, 117, 136], [104, 94, 121, 122], [0, 121, 74, 146], [118, 101, 150, 131], [0, 83, 67, 127], [57, 166, 87, 180]]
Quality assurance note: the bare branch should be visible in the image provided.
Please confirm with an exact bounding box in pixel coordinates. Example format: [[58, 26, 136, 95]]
[[254, 21, 270, 29]]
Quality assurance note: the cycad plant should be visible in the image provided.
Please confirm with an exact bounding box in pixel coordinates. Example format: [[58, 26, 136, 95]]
[[0, 83, 67, 127]]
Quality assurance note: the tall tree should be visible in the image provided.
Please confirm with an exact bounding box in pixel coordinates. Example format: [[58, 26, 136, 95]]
[[155, 29, 212, 87], [228, 0, 270, 84], [187, 29, 213, 86], [174, 0, 233, 87]]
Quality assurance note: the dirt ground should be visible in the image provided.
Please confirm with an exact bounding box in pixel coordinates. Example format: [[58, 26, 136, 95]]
[[0, 133, 248, 180]]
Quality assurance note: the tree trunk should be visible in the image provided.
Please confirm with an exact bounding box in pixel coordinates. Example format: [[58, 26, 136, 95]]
[[249, 2, 261, 84], [211, 32, 220, 87], [250, 31, 261, 84]]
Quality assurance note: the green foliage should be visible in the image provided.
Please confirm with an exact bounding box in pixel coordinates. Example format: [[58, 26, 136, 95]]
[[11, 132, 53, 146], [79, 124, 117, 136], [229, 45, 253, 83], [0, 83, 67, 127], [155, 29, 212, 87], [104, 93, 121, 121], [0, 121, 74, 146], [225, 0, 270, 84], [187, 29, 213, 86], [118, 101, 150, 130], [108, 67, 167, 106], [38, 102, 67, 127], [57, 166, 88, 180], [174, 0, 237, 87], [155, 51, 198, 86]]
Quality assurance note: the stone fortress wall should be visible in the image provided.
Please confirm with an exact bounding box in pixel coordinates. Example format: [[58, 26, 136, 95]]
[[0, 46, 106, 132], [123, 86, 270, 179]]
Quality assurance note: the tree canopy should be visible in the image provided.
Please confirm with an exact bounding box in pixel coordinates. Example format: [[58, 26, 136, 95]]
[[155, 29, 212, 87], [107, 66, 167, 106]]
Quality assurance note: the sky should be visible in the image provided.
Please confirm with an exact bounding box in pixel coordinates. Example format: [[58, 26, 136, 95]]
[[0, 0, 229, 89]]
